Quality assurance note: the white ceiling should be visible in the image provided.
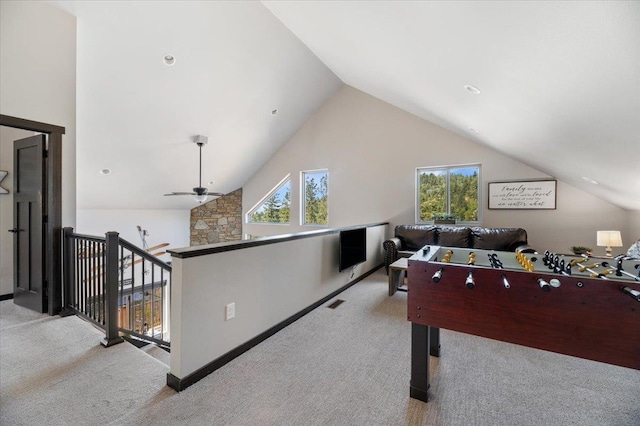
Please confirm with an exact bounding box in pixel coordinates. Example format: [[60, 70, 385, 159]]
[[49, 0, 342, 210], [51, 1, 640, 211]]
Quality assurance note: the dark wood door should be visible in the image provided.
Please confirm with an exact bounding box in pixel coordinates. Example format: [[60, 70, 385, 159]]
[[12, 135, 46, 312]]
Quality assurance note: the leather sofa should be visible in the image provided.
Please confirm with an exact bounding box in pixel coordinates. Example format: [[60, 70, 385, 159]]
[[383, 225, 534, 273]]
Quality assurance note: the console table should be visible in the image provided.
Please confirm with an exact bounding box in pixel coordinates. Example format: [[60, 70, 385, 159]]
[[388, 257, 408, 295]]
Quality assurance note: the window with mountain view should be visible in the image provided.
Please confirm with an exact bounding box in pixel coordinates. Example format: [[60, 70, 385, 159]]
[[416, 165, 481, 224], [302, 170, 328, 226], [246, 176, 291, 224]]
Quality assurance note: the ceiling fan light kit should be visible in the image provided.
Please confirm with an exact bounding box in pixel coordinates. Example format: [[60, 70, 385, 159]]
[[164, 135, 224, 203]]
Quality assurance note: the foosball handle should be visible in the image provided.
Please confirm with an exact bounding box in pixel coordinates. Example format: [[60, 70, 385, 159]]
[[465, 271, 475, 289], [621, 286, 640, 302], [501, 274, 511, 289], [537, 278, 551, 292]]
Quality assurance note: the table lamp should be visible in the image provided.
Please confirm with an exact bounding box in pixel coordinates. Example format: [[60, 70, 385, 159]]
[[596, 230, 623, 257]]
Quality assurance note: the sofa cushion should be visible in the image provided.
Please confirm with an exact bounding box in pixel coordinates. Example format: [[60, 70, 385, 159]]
[[471, 227, 527, 251], [395, 225, 437, 250], [437, 226, 472, 248]]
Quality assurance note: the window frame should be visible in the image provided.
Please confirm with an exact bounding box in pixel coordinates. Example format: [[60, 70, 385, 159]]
[[415, 163, 482, 225], [245, 174, 291, 225], [301, 169, 329, 227]]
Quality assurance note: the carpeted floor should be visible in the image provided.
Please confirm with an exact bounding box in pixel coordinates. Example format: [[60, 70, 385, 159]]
[[0, 300, 53, 330], [0, 308, 169, 426], [1, 268, 638, 425]]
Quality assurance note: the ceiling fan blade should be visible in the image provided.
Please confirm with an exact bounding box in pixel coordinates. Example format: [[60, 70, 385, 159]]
[[164, 192, 197, 196], [207, 192, 225, 197]]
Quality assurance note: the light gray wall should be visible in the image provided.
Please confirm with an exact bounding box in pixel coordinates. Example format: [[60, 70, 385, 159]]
[[243, 86, 635, 255], [628, 211, 640, 250], [0, 0, 77, 227], [170, 224, 385, 379]]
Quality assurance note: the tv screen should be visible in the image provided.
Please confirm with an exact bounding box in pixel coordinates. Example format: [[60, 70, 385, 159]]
[[339, 228, 367, 272]]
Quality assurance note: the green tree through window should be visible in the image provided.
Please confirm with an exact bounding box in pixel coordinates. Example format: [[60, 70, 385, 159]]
[[303, 171, 328, 225], [247, 177, 291, 224], [417, 165, 480, 223]]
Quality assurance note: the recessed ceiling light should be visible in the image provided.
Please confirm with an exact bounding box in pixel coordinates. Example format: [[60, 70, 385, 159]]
[[464, 84, 481, 95], [99, 168, 112, 175], [163, 54, 176, 66], [582, 176, 598, 185], [208, 180, 215, 186], [271, 109, 278, 115]]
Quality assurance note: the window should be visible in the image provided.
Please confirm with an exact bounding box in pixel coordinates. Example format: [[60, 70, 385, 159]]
[[246, 176, 291, 224], [302, 170, 328, 225], [416, 164, 480, 223]]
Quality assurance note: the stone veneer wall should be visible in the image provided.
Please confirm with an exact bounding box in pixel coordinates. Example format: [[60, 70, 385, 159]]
[[190, 188, 242, 246]]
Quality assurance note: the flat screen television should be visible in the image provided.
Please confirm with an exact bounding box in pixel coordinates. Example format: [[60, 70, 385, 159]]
[[339, 228, 367, 272]]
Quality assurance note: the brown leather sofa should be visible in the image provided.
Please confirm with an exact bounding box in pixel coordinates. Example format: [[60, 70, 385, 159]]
[[383, 225, 534, 273]]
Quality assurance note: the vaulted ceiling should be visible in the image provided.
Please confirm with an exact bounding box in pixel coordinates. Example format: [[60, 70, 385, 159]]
[[50, 0, 342, 210], [50, 1, 640, 211]]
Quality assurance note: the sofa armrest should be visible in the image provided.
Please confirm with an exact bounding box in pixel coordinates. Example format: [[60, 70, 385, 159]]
[[514, 244, 537, 254], [383, 238, 402, 274]]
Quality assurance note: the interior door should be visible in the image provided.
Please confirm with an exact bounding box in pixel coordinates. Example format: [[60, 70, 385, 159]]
[[11, 135, 46, 312]]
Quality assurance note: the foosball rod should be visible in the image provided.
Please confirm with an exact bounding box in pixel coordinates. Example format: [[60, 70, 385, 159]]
[[584, 267, 610, 279], [608, 268, 640, 282]]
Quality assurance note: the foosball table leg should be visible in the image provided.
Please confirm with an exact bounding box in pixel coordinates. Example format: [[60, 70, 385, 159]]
[[430, 326, 441, 357], [410, 323, 431, 402]]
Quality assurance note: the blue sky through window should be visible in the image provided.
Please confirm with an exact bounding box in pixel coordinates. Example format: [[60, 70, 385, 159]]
[[304, 171, 327, 185], [251, 179, 291, 215], [450, 167, 478, 177], [419, 167, 477, 178]]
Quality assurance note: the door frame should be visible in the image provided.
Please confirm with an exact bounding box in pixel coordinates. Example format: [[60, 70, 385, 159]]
[[1, 114, 64, 315]]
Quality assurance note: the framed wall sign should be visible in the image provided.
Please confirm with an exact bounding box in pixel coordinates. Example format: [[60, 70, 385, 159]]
[[488, 179, 557, 210]]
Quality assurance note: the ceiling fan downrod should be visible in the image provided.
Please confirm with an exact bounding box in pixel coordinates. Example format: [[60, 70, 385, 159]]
[[197, 141, 204, 191], [192, 135, 209, 202], [164, 135, 224, 202]]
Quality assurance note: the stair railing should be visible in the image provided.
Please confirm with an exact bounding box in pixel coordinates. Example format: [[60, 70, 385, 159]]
[[62, 227, 172, 348]]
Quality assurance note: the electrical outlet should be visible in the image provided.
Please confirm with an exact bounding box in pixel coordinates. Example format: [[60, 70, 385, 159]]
[[225, 302, 235, 321]]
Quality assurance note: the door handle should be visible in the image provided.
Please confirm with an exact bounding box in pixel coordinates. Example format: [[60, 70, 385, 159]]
[[8, 228, 22, 233]]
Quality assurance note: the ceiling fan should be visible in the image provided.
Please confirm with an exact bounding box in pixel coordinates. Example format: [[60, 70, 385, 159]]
[[164, 135, 224, 203]]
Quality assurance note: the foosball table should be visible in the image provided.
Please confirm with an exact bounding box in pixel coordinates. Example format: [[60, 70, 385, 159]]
[[407, 246, 640, 402]]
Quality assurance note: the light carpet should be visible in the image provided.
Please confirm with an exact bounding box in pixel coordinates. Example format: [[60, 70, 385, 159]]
[[1, 268, 638, 425], [0, 299, 52, 330], [0, 309, 169, 426]]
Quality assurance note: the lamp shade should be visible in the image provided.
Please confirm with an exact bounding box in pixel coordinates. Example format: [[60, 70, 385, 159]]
[[596, 230, 623, 247]]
